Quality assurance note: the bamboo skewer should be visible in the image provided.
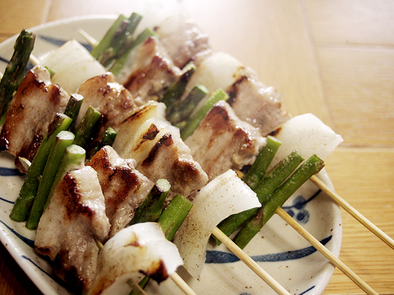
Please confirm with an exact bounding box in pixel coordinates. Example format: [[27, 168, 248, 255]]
[[127, 279, 149, 295], [212, 227, 291, 295], [170, 273, 197, 295], [29, 54, 40, 66], [79, 29, 99, 47], [310, 175, 394, 250], [276, 207, 378, 295]]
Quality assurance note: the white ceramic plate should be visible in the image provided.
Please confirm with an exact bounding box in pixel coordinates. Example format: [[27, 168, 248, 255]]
[[0, 16, 342, 295]]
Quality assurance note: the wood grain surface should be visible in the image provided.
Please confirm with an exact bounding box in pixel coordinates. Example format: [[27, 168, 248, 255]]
[[0, 0, 393, 294]]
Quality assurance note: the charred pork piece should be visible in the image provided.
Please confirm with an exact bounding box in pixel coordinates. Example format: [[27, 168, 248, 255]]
[[115, 36, 181, 106], [227, 66, 290, 136], [113, 101, 208, 200], [181, 52, 290, 136], [35, 166, 110, 290], [0, 66, 69, 172], [76, 72, 137, 151], [133, 1, 212, 69], [185, 100, 266, 180], [76, 73, 137, 128], [154, 14, 212, 69], [86, 145, 154, 239]]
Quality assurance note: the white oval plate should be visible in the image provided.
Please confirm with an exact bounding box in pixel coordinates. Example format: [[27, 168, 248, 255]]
[[0, 16, 342, 295]]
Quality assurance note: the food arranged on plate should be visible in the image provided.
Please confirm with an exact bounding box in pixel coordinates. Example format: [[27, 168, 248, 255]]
[[0, 3, 347, 295]]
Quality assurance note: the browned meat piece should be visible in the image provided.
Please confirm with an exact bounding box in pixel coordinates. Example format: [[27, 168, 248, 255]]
[[35, 166, 110, 290], [180, 52, 290, 136], [115, 36, 181, 106], [76, 72, 137, 129], [86, 145, 154, 239], [155, 15, 212, 69], [185, 100, 266, 180], [0, 66, 69, 172], [227, 66, 290, 135], [113, 101, 208, 199]]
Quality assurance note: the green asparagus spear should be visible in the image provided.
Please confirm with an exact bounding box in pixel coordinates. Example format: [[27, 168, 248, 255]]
[[73, 106, 101, 148], [161, 62, 197, 110], [9, 113, 72, 222], [89, 127, 117, 157], [158, 194, 193, 241], [109, 27, 156, 76], [242, 136, 282, 189], [26, 131, 75, 230], [169, 84, 209, 127], [181, 88, 229, 140], [233, 154, 325, 249], [64, 93, 84, 131], [90, 14, 128, 60], [105, 13, 142, 66], [216, 150, 304, 244], [130, 179, 171, 225], [44, 144, 86, 209], [91, 13, 142, 67], [0, 30, 35, 125]]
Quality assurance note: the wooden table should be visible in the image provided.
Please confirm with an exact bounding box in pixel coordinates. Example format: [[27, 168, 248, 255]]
[[1, 0, 393, 294]]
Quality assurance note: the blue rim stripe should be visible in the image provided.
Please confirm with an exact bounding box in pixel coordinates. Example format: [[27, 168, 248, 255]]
[[206, 235, 332, 264]]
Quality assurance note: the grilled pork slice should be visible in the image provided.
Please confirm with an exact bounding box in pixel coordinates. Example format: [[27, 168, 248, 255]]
[[133, 0, 212, 69], [35, 166, 110, 290], [154, 14, 212, 69], [227, 66, 290, 136], [0, 65, 69, 172], [113, 101, 208, 199], [76, 72, 138, 139], [86, 145, 154, 239], [181, 52, 290, 135], [115, 36, 182, 106], [185, 100, 266, 180]]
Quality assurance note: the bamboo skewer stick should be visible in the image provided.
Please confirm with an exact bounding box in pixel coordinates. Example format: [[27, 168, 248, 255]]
[[170, 273, 197, 295], [310, 175, 394, 250], [276, 207, 378, 295], [79, 29, 99, 47], [212, 227, 291, 295], [29, 54, 40, 66], [127, 279, 149, 295]]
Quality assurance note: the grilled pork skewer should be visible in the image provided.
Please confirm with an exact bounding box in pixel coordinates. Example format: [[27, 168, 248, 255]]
[[0, 66, 69, 173]]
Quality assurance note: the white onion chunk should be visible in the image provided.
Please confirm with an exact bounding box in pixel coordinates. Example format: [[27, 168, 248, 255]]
[[173, 169, 260, 279]]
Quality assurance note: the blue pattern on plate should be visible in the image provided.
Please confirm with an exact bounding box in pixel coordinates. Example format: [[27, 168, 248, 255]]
[[283, 189, 321, 225], [0, 167, 23, 176], [206, 235, 331, 264], [0, 219, 34, 247]]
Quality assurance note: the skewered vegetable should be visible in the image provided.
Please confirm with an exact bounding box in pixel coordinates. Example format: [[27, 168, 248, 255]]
[[130, 179, 171, 225], [26, 130, 75, 229], [88, 222, 183, 295], [9, 113, 72, 221], [44, 144, 86, 209], [181, 88, 229, 140], [217, 150, 304, 242], [233, 154, 325, 249], [91, 13, 142, 68], [0, 30, 35, 124], [64, 93, 84, 131], [173, 169, 260, 279], [73, 106, 101, 148]]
